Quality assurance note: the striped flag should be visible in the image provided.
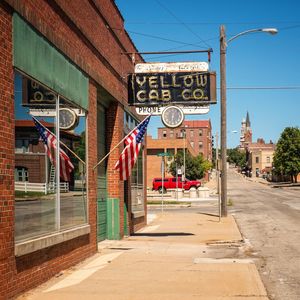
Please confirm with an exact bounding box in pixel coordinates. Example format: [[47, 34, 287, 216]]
[[33, 117, 74, 182], [115, 115, 151, 180]]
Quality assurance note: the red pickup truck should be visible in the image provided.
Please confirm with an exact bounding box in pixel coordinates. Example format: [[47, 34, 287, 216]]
[[152, 177, 201, 193]]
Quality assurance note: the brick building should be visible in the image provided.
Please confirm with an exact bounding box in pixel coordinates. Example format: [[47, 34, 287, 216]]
[[247, 138, 276, 176], [15, 120, 81, 188], [239, 112, 275, 177], [0, 1, 147, 298], [157, 120, 213, 161]]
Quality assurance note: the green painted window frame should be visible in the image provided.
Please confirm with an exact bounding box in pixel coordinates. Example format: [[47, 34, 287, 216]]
[[13, 13, 88, 110]]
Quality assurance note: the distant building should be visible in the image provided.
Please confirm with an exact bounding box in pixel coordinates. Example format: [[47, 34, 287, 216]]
[[247, 138, 276, 176], [240, 111, 252, 150], [239, 112, 276, 177], [146, 135, 197, 188], [157, 120, 212, 161], [146, 120, 212, 185]]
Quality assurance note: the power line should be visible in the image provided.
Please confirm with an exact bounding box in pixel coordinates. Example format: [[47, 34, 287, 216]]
[[278, 24, 300, 31], [127, 30, 207, 48], [126, 21, 300, 26], [154, 0, 212, 49]]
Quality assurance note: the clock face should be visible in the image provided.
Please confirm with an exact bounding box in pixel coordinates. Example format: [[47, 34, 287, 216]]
[[59, 108, 77, 130], [162, 106, 184, 128]]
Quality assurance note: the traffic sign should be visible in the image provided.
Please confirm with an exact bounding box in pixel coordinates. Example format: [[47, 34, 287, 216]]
[[157, 152, 172, 157]]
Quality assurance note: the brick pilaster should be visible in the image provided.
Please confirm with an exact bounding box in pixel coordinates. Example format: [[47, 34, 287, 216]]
[[106, 102, 124, 237], [0, 3, 14, 298]]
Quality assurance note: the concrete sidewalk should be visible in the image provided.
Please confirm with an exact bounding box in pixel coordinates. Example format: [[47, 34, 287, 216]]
[[18, 211, 268, 300]]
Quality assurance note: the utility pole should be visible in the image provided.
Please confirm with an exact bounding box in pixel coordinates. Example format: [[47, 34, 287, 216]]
[[215, 132, 221, 221], [220, 25, 227, 217]]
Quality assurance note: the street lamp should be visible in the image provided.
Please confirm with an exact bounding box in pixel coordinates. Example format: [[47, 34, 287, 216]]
[[220, 25, 278, 217]]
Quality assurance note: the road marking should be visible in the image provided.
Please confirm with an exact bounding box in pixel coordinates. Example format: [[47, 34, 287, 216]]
[[44, 252, 123, 292]]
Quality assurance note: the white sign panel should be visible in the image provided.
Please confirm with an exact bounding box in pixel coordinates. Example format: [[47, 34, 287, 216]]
[[136, 105, 210, 116], [134, 62, 208, 74], [29, 108, 85, 117]]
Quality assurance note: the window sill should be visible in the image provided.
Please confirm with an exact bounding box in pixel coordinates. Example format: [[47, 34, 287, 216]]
[[15, 224, 90, 257], [132, 211, 145, 218]]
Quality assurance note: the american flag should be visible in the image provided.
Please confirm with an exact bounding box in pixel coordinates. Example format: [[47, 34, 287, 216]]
[[114, 116, 151, 180], [33, 117, 74, 182]]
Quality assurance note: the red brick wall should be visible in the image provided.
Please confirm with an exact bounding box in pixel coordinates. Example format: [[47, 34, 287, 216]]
[[157, 124, 212, 161], [5, 0, 142, 106], [0, 0, 146, 297], [0, 3, 15, 299], [15, 154, 46, 183], [87, 80, 98, 249]]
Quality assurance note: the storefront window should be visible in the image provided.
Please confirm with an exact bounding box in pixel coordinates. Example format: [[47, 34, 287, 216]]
[[131, 151, 144, 212], [14, 72, 87, 242], [124, 112, 145, 212]]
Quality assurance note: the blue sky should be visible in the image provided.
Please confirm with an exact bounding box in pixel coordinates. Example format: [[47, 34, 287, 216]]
[[115, 0, 300, 148]]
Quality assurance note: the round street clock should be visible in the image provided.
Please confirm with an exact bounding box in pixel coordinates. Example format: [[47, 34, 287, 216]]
[[161, 105, 184, 128], [59, 108, 78, 130]]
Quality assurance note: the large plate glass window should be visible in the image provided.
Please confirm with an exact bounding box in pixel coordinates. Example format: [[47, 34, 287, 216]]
[[124, 112, 145, 213], [14, 71, 87, 242]]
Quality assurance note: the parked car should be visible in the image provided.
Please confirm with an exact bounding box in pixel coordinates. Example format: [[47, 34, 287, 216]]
[[152, 177, 201, 193]]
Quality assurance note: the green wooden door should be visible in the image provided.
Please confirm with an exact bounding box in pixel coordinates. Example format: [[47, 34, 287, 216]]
[[97, 105, 107, 241]]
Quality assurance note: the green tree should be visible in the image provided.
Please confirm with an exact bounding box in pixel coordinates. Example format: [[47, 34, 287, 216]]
[[168, 151, 212, 180], [273, 127, 300, 183], [212, 148, 217, 168], [227, 147, 246, 168]]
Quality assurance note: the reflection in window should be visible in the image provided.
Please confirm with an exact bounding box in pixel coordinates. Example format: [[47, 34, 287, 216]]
[[123, 112, 145, 213], [190, 130, 194, 138], [170, 130, 173, 138], [14, 71, 87, 242], [131, 151, 144, 211], [15, 167, 29, 182], [163, 130, 167, 138]]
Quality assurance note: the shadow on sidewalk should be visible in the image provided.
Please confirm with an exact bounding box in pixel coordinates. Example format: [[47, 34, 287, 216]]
[[133, 232, 194, 237], [197, 212, 219, 218]]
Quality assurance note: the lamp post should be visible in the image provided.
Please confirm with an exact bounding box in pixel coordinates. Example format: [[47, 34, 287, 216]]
[[220, 25, 277, 217]]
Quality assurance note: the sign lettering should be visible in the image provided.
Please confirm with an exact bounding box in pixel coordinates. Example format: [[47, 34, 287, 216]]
[[128, 72, 216, 106]]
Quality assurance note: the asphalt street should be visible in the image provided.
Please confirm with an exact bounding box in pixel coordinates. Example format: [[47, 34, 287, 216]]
[[227, 169, 300, 300]]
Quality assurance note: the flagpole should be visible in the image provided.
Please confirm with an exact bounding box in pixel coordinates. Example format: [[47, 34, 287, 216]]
[[93, 114, 151, 170], [32, 115, 86, 165]]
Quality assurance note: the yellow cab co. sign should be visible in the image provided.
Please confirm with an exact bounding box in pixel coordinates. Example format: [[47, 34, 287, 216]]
[[128, 62, 216, 106]]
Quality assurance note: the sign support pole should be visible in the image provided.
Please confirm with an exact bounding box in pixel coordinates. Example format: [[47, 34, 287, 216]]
[[215, 132, 221, 222], [161, 156, 164, 213]]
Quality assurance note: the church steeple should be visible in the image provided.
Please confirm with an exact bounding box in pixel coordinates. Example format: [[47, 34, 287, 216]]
[[240, 111, 252, 149], [246, 111, 251, 128]]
